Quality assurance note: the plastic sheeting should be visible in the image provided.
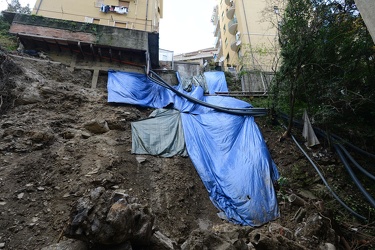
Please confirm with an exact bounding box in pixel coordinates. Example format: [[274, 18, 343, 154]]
[[181, 112, 279, 225], [131, 109, 188, 157], [107, 70, 251, 114], [107, 70, 280, 226]]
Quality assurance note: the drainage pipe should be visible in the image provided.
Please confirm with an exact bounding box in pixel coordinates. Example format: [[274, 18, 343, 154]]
[[145, 0, 149, 31], [35, 0, 44, 14]]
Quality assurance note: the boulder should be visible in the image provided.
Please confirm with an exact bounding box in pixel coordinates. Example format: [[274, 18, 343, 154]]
[[64, 187, 155, 247], [83, 120, 109, 134], [40, 239, 87, 250]]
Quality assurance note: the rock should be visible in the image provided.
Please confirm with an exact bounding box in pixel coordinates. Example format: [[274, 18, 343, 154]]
[[61, 130, 76, 139], [0, 242, 5, 249], [296, 213, 336, 244], [212, 223, 253, 243], [249, 229, 306, 250], [29, 130, 55, 144], [150, 231, 177, 250], [320, 243, 336, 250], [15, 83, 43, 105], [268, 223, 294, 240], [64, 188, 155, 247], [181, 229, 236, 250], [83, 120, 109, 134], [136, 156, 146, 164], [40, 239, 88, 250], [81, 131, 91, 139], [95, 241, 133, 250], [17, 193, 24, 199]]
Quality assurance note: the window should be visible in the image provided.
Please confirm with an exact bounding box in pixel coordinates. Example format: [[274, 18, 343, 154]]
[[95, 0, 104, 7], [221, 11, 224, 21], [114, 21, 128, 28], [119, 0, 130, 8], [225, 37, 228, 47], [223, 24, 226, 34]]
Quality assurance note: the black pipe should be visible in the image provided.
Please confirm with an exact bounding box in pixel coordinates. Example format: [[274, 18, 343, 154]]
[[338, 144, 375, 182], [147, 70, 269, 117], [290, 133, 367, 221], [334, 144, 375, 208], [278, 111, 375, 159]]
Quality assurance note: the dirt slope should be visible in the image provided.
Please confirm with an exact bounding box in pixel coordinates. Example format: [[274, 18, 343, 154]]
[[0, 51, 373, 250]]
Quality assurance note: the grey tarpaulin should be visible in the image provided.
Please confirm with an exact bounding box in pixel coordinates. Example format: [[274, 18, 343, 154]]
[[131, 109, 188, 157]]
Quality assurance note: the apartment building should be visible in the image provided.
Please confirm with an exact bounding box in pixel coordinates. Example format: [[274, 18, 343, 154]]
[[4, 0, 164, 88], [212, 0, 283, 73], [32, 0, 163, 32]]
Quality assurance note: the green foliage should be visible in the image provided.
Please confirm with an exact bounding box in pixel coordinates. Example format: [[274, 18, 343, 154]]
[[0, 15, 17, 51], [274, 0, 375, 142], [6, 0, 31, 14]]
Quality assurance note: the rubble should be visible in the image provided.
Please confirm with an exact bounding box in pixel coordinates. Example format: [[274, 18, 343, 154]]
[[64, 188, 155, 247], [0, 50, 369, 250]]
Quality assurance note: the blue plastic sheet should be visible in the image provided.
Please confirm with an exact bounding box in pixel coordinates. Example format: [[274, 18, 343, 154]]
[[108, 70, 251, 113], [203, 71, 228, 94], [107, 70, 280, 226], [181, 112, 279, 225]]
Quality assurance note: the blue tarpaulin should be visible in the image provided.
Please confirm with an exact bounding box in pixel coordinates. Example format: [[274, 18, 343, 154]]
[[107, 70, 280, 226]]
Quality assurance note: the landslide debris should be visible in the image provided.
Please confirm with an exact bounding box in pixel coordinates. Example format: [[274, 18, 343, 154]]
[[0, 50, 373, 250]]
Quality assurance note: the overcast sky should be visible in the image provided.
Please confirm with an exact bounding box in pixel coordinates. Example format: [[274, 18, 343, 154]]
[[0, 0, 216, 54]]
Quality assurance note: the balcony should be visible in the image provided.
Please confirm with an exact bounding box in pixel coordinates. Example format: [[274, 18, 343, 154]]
[[225, 0, 233, 6], [230, 38, 241, 51], [226, 5, 235, 19], [228, 18, 238, 35]]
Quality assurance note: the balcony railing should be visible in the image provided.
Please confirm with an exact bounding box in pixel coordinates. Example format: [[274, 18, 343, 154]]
[[228, 18, 238, 35]]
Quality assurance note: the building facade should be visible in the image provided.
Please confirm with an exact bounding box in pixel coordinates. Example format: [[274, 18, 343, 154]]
[[174, 48, 216, 67], [32, 0, 163, 33], [212, 0, 283, 73]]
